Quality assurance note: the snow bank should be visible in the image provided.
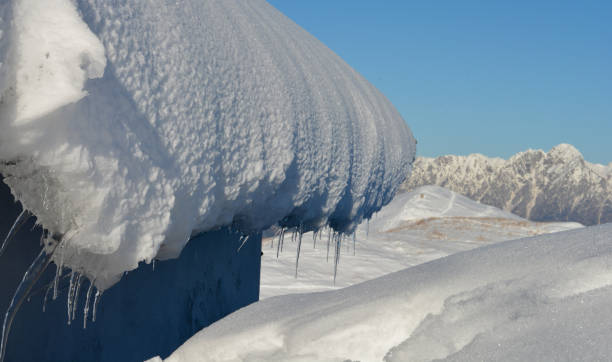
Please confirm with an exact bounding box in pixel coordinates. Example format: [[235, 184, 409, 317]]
[[261, 185, 581, 299], [368, 185, 523, 233], [163, 224, 612, 362], [0, 0, 415, 289]]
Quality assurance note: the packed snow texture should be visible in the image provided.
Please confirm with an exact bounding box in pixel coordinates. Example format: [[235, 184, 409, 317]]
[[0, 0, 415, 289], [402, 144, 612, 226], [261, 185, 581, 299], [161, 223, 612, 362]]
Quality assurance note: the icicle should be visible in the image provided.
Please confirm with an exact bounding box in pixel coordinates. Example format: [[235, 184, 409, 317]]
[[345, 234, 349, 252], [338, 233, 342, 263], [281, 228, 285, 252], [237, 235, 250, 252], [333, 233, 341, 285], [295, 224, 303, 278], [271, 229, 279, 250], [0, 210, 31, 259], [276, 228, 282, 258], [83, 282, 94, 329], [71, 274, 83, 321], [279, 227, 286, 255], [1, 246, 55, 362], [92, 290, 102, 323], [326, 229, 332, 262], [312, 230, 317, 249], [53, 252, 64, 300], [353, 232, 356, 256], [66, 271, 77, 325], [42, 282, 53, 313], [366, 219, 370, 239], [152, 259, 156, 271]]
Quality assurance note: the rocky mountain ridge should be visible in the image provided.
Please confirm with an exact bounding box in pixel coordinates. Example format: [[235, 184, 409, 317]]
[[402, 144, 611, 225]]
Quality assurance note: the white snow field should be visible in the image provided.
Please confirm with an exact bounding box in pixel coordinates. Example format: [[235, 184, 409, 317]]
[[0, 0, 414, 290], [161, 223, 612, 362], [261, 185, 581, 299]]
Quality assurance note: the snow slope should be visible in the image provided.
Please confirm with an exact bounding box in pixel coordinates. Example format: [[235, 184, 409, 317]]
[[260, 186, 581, 299], [402, 144, 612, 226], [162, 223, 612, 362], [367, 185, 522, 233], [0, 0, 415, 289]]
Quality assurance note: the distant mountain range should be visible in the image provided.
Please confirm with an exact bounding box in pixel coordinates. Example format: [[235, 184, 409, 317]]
[[401, 144, 612, 225]]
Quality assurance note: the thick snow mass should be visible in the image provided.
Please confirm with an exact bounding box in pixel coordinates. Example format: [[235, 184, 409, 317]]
[[261, 185, 581, 299], [0, 0, 415, 289], [162, 224, 612, 362]]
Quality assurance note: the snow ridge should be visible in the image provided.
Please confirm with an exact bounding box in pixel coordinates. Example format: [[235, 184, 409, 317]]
[[0, 0, 415, 289], [402, 144, 611, 226], [164, 224, 612, 362]]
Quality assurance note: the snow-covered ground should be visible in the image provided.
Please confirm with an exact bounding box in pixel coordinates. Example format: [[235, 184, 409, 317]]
[[161, 220, 611, 362], [261, 186, 581, 299]]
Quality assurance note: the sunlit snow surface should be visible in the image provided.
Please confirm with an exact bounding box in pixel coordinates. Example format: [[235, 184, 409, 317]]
[[0, 0, 414, 289], [163, 219, 611, 362], [261, 186, 581, 299]]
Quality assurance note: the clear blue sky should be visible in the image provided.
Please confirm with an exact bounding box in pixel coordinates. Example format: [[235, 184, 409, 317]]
[[268, 1, 612, 164]]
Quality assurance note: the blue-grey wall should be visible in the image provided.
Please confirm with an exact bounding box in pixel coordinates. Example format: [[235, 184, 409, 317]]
[[0, 177, 262, 362]]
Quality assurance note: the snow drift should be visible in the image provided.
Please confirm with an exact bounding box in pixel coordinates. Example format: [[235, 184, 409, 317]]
[[0, 0, 415, 290], [162, 223, 612, 362], [261, 185, 581, 299]]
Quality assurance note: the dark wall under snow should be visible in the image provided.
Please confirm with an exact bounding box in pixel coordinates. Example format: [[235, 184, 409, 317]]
[[0, 176, 262, 362]]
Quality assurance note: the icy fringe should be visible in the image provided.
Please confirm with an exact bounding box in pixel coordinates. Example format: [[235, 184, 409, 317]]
[[0, 205, 368, 362], [0, 209, 103, 362], [273, 222, 360, 285]]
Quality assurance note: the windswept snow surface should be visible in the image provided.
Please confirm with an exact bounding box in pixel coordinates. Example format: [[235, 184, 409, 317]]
[[0, 0, 415, 289], [260, 186, 581, 299], [366, 185, 523, 233], [163, 224, 612, 362]]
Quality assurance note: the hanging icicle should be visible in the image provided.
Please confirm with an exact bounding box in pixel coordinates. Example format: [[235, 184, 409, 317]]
[[71, 274, 84, 321], [66, 271, 77, 325], [53, 249, 64, 300], [0, 244, 56, 362], [333, 232, 342, 285], [237, 234, 250, 252], [295, 224, 303, 278], [276, 227, 283, 258], [326, 229, 332, 262], [83, 282, 94, 329], [92, 289, 102, 323], [312, 230, 317, 249], [0, 210, 31, 259], [42, 282, 53, 313]]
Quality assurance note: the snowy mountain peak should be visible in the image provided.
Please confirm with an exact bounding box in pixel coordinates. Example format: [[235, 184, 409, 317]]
[[550, 142, 579, 154], [402, 144, 611, 225], [548, 143, 583, 161]]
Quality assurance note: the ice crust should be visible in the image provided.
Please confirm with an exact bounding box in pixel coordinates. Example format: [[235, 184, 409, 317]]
[[0, 0, 415, 289]]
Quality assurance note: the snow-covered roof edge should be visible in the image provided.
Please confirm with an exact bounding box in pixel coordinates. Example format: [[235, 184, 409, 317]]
[[0, 0, 415, 289]]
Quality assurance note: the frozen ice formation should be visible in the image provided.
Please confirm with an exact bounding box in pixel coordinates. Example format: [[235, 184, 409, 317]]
[[0, 0, 415, 289]]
